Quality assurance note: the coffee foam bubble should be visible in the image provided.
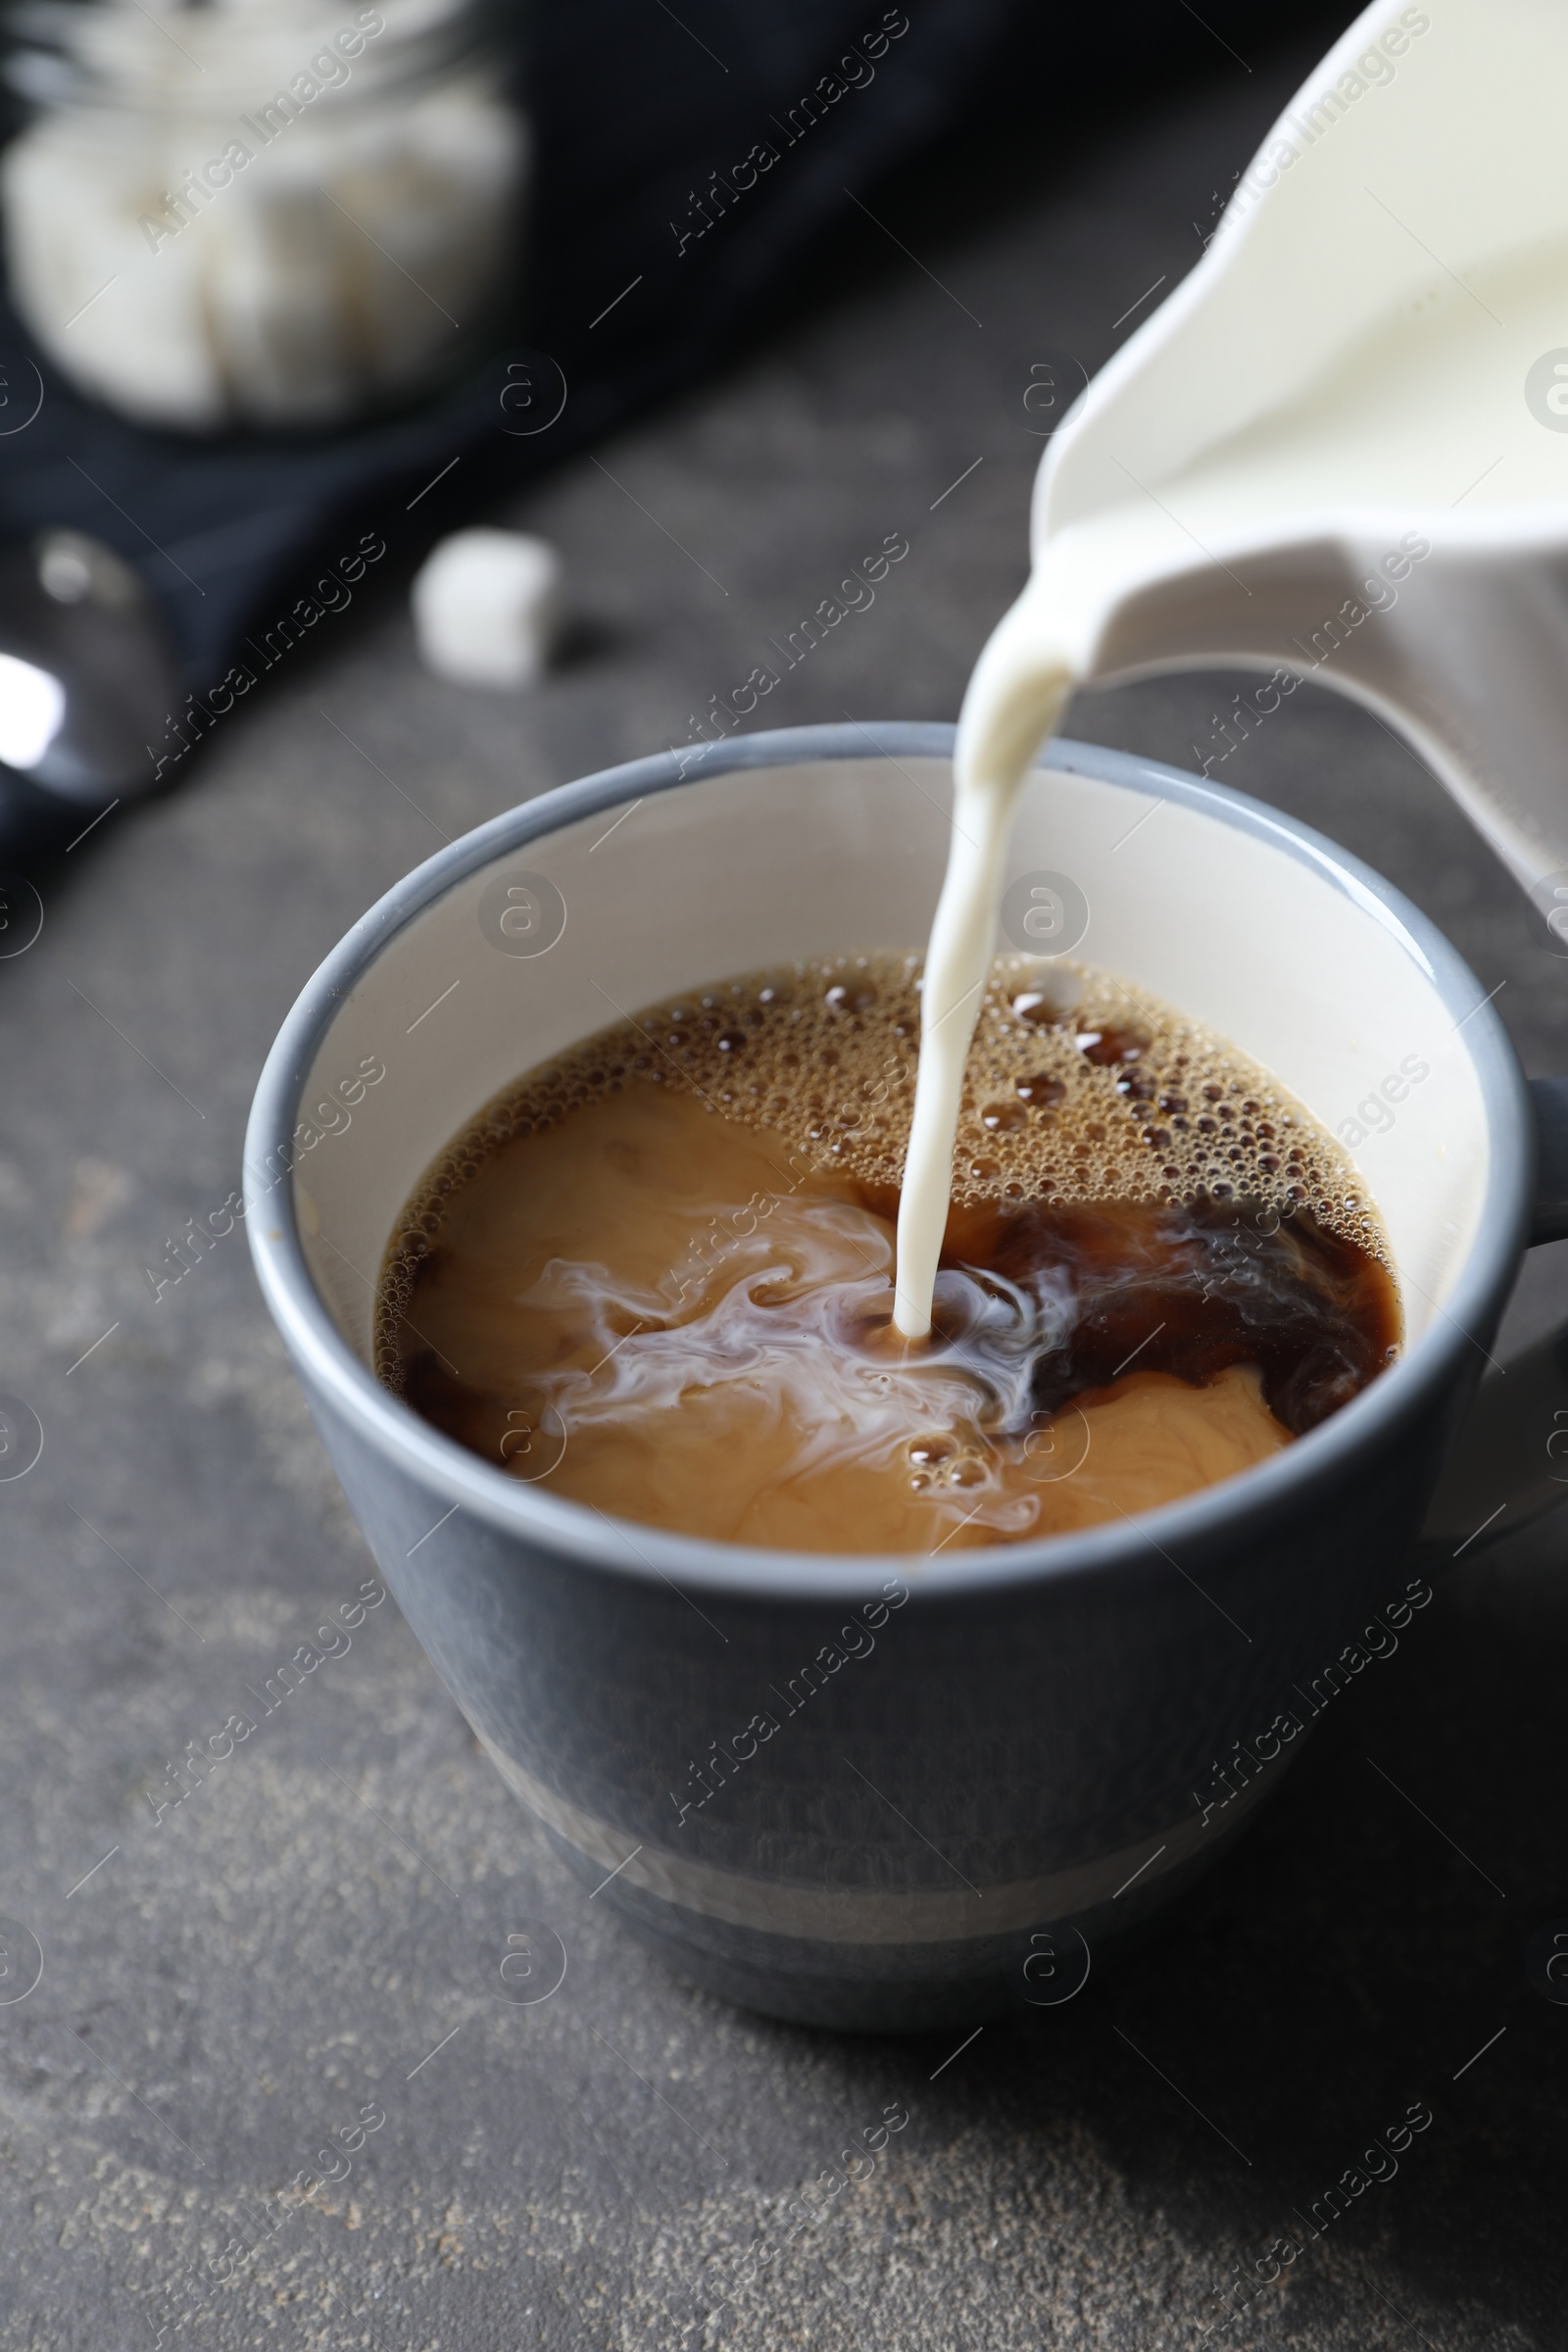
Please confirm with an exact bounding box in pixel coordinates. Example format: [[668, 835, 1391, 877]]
[[376, 951, 1386, 1383]]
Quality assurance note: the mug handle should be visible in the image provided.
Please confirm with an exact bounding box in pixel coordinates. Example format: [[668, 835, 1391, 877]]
[[1418, 1078, 1568, 1558]]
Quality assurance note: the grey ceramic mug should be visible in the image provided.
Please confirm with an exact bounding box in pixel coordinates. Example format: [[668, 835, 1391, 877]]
[[245, 723, 1568, 2031]]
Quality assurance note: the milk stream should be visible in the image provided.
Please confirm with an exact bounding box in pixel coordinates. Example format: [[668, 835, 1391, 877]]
[[892, 568, 1079, 1340]]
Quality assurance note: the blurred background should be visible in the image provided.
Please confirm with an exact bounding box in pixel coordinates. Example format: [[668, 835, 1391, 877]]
[[3, 3, 1567, 2346]]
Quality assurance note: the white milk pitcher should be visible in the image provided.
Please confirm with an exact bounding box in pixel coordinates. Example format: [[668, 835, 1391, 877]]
[[892, 0, 1568, 1340], [1025, 0, 1568, 906]]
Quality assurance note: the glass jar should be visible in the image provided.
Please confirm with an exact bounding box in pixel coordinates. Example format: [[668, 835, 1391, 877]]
[[0, 0, 527, 432]]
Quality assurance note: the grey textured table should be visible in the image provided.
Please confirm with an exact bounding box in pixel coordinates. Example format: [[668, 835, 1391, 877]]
[[3, 34, 1566, 2352]]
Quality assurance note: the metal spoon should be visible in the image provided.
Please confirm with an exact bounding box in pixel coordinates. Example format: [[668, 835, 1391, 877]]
[[0, 528, 180, 854]]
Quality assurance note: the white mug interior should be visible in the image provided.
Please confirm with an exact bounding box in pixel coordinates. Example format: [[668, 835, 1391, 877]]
[[282, 748, 1489, 1382]]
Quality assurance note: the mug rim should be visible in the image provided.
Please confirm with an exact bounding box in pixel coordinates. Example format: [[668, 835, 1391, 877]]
[[245, 721, 1533, 1602]]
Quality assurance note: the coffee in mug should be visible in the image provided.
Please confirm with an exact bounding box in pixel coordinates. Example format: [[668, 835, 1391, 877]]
[[375, 950, 1398, 1553]]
